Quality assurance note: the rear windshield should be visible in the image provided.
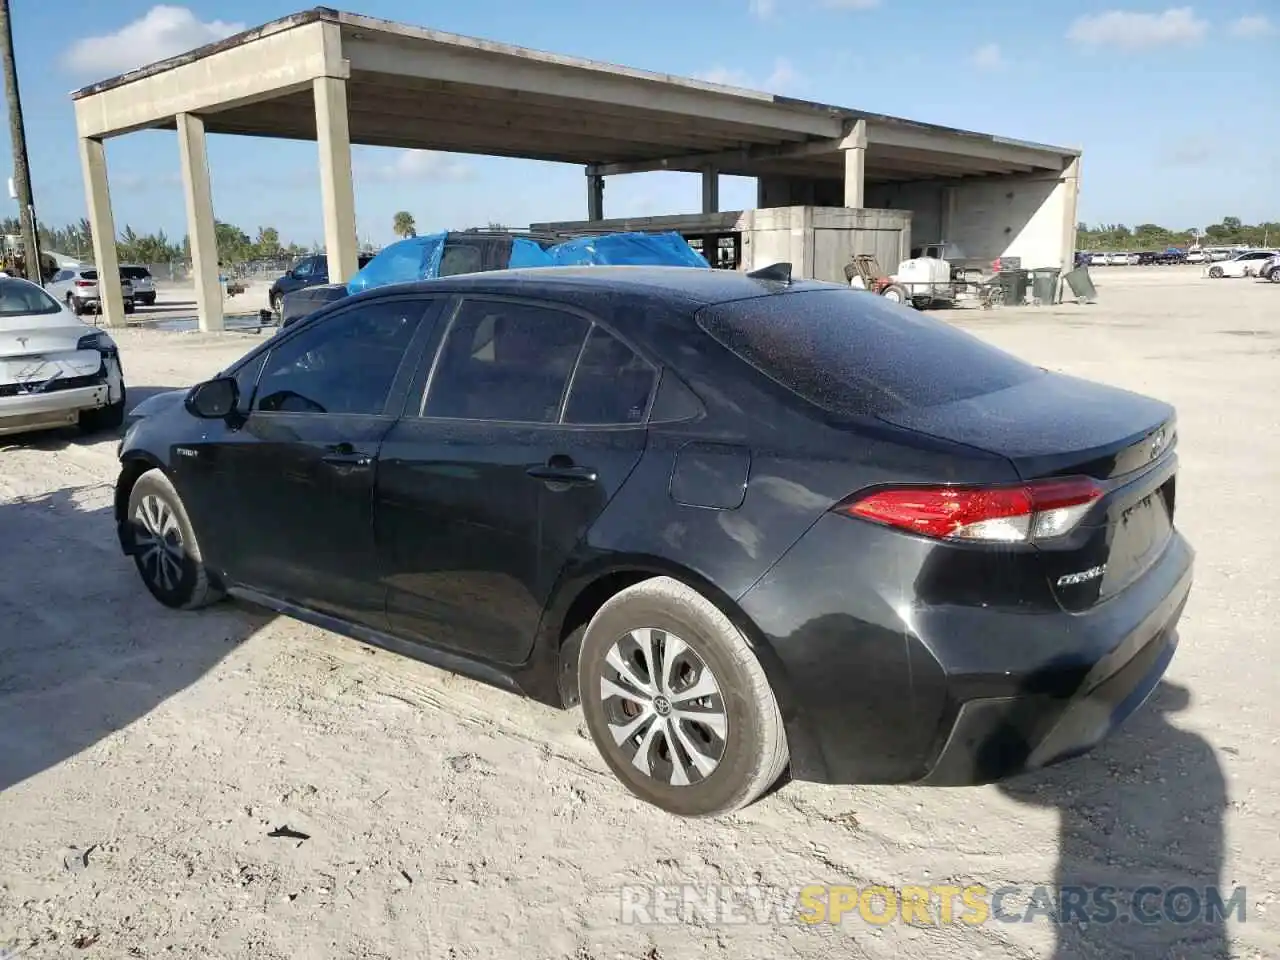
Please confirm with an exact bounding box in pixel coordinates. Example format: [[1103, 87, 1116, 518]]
[[121, 266, 151, 279], [82, 270, 98, 281], [0, 278, 62, 317], [697, 288, 1042, 417]]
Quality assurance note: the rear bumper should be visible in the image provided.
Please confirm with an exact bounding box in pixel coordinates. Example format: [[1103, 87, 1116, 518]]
[[0, 384, 109, 435], [737, 513, 1194, 787]]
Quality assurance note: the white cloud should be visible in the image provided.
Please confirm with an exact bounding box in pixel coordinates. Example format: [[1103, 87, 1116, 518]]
[[970, 42, 1006, 71], [1229, 14, 1275, 37], [750, 0, 877, 18], [62, 5, 244, 77], [696, 58, 803, 93], [1067, 7, 1207, 51], [361, 150, 474, 184]]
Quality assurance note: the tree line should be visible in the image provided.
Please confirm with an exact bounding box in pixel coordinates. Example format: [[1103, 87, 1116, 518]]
[[0, 217, 315, 266], [1078, 216, 1279, 251]]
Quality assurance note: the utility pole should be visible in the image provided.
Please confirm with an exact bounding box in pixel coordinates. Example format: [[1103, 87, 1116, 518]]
[[0, 0, 42, 284]]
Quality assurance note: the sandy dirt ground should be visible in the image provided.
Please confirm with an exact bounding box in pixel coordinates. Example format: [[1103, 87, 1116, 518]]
[[1, 266, 1276, 959]]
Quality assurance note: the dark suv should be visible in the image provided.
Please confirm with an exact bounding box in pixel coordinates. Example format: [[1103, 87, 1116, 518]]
[[268, 253, 376, 316], [278, 232, 560, 328]]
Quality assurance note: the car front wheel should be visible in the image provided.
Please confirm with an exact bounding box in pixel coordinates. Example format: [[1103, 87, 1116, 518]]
[[578, 576, 788, 817], [126, 468, 224, 610]]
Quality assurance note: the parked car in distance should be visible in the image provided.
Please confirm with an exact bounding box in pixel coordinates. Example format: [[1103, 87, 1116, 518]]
[[1089, 252, 1111, 267], [279, 231, 562, 328], [114, 266, 1193, 817], [47, 266, 136, 316], [1207, 250, 1277, 279], [0, 276, 127, 437], [1258, 254, 1280, 283], [268, 252, 377, 316], [121, 265, 157, 305], [1186, 248, 1207, 264]]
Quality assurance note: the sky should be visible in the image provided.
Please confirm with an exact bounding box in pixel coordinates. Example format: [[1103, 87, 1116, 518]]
[[2, 1, 1277, 248]]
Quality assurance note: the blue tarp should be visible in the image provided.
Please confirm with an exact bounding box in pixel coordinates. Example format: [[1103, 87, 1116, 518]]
[[346, 229, 707, 294], [544, 231, 709, 268], [346, 233, 447, 294], [508, 236, 556, 268]]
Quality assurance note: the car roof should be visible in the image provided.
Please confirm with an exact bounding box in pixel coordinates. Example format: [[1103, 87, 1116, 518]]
[[355, 265, 840, 308]]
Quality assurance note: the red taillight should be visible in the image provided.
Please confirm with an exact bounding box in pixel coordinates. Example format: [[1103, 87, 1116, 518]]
[[838, 477, 1103, 543], [75, 279, 94, 287]]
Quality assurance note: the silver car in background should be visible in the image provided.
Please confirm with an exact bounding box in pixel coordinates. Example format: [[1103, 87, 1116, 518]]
[[46, 266, 135, 317], [121, 265, 157, 305]]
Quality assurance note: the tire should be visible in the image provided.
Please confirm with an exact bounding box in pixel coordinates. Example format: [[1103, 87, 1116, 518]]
[[1208, 266, 1224, 279], [270, 292, 283, 317], [578, 576, 788, 817], [1268, 268, 1280, 284], [68, 295, 84, 316], [126, 468, 224, 610], [123, 300, 136, 314], [910, 296, 930, 310], [78, 385, 126, 433], [880, 283, 907, 304]]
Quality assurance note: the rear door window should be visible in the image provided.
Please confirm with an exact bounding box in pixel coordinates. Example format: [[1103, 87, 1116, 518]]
[[697, 289, 1041, 416], [563, 326, 657, 425], [420, 299, 589, 422]]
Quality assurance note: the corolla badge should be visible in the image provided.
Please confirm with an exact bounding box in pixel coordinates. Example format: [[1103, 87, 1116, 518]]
[[1056, 564, 1107, 587]]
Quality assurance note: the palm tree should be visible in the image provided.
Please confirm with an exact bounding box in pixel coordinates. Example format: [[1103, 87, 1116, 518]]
[[393, 211, 417, 239]]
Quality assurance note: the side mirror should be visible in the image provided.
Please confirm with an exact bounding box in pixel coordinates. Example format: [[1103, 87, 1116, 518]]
[[185, 376, 239, 419]]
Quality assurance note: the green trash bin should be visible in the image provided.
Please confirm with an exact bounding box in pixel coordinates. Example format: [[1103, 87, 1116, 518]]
[[997, 269, 1029, 305], [1030, 268, 1061, 305]]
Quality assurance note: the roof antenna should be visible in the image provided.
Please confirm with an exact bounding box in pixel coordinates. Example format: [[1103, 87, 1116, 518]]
[[746, 262, 792, 283]]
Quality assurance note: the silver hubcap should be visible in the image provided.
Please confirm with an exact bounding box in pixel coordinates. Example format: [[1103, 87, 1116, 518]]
[[599, 628, 727, 787], [134, 495, 185, 592], [884, 290, 901, 302]]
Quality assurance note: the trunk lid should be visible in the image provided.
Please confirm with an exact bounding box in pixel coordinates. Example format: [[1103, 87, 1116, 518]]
[[0, 317, 93, 358], [0, 317, 103, 384], [878, 371, 1178, 610]]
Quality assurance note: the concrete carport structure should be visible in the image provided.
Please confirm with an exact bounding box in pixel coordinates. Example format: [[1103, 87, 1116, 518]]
[[71, 5, 1081, 331]]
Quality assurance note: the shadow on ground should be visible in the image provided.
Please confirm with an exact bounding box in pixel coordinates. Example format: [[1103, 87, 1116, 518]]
[[0, 485, 270, 792], [998, 680, 1230, 959]]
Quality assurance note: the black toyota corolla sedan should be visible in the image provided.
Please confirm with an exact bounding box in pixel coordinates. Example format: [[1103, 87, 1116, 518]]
[[115, 266, 1193, 817]]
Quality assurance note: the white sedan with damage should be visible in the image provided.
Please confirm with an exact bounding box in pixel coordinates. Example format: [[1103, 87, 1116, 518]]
[[0, 277, 127, 438]]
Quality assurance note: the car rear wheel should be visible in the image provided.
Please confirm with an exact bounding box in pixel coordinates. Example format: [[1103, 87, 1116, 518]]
[[126, 469, 224, 610], [270, 292, 282, 316], [67, 294, 84, 316], [1208, 266, 1224, 279], [577, 576, 788, 817]]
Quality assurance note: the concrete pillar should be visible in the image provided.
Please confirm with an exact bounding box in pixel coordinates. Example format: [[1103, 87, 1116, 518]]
[[1059, 157, 1081, 275], [76, 137, 125, 328], [176, 112, 224, 333], [586, 171, 605, 221], [701, 167, 719, 214], [841, 119, 867, 209], [313, 76, 358, 283]]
